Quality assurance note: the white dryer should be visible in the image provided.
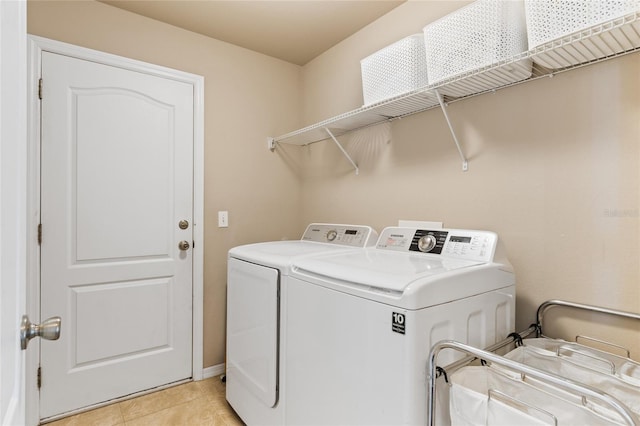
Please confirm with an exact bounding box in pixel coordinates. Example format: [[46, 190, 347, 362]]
[[285, 226, 516, 425], [225, 223, 378, 425]]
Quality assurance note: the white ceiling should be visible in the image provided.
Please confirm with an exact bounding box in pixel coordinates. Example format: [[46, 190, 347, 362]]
[[100, 0, 406, 66]]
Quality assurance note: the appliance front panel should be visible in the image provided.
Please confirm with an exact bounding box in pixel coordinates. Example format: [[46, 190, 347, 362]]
[[285, 276, 515, 425], [226, 258, 279, 412]]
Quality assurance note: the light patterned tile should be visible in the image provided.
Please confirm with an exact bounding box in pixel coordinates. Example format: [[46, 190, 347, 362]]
[[45, 379, 240, 426], [162, 381, 203, 405], [45, 403, 124, 426], [120, 381, 207, 421], [197, 376, 226, 401], [197, 376, 240, 421], [119, 388, 172, 421], [124, 397, 220, 426], [214, 407, 244, 426]]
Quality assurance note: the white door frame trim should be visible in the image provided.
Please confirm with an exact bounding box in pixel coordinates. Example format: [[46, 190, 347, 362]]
[[0, 1, 27, 425], [26, 35, 204, 425]]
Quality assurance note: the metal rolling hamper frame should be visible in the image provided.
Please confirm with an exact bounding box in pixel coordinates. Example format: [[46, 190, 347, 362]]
[[427, 299, 640, 425]]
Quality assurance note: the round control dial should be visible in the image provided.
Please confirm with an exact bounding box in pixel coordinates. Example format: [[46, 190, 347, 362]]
[[417, 235, 437, 252], [326, 230, 338, 241]]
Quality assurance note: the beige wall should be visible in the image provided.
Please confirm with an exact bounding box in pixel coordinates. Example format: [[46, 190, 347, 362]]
[[300, 1, 640, 358], [27, 0, 304, 368], [27, 0, 640, 370]]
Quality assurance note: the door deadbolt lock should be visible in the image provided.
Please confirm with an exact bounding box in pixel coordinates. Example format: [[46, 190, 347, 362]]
[[20, 315, 61, 350], [178, 240, 190, 251], [178, 220, 189, 230]]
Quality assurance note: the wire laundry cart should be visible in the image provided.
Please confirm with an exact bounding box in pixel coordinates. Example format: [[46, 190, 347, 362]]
[[428, 300, 640, 425]]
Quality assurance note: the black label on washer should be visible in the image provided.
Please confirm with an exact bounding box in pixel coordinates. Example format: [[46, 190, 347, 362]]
[[392, 312, 405, 335]]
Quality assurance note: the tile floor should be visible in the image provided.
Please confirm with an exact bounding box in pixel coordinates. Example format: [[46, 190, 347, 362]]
[[45, 376, 244, 426]]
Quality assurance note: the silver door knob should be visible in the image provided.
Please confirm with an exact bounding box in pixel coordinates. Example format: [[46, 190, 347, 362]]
[[178, 240, 190, 251], [20, 315, 61, 350]]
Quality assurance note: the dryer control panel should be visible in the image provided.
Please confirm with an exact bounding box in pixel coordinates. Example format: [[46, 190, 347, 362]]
[[301, 223, 378, 247], [376, 227, 498, 262]]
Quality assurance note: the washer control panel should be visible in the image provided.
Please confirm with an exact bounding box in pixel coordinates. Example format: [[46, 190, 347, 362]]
[[376, 227, 498, 262], [411, 229, 448, 255], [301, 223, 378, 247]]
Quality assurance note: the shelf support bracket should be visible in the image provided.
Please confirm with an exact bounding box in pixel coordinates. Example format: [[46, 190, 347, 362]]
[[435, 89, 468, 172], [324, 127, 359, 175], [267, 137, 276, 152]]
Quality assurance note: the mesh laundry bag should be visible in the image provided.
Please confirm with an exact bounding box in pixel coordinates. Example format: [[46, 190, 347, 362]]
[[522, 338, 640, 386], [449, 366, 628, 425], [504, 346, 640, 416]]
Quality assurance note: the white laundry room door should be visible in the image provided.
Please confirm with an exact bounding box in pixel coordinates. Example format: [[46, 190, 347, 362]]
[[39, 51, 194, 419]]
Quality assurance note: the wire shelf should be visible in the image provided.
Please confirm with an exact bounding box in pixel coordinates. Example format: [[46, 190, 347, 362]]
[[273, 12, 640, 147]]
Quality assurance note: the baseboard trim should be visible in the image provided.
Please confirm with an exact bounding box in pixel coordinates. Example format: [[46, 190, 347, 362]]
[[202, 363, 225, 380]]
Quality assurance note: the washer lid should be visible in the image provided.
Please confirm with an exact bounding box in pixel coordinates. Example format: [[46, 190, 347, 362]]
[[229, 240, 356, 269], [227, 223, 378, 269], [292, 249, 483, 292]]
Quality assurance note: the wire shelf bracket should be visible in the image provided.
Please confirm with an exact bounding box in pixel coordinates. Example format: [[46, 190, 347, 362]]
[[325, 127, 359, 175], [268, 12, 640, 173], [267, 137, 276, 152], [435, 89, 468, 172]]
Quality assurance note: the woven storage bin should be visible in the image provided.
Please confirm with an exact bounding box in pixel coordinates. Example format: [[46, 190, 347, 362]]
[[525, 0, 640, 68], [423, 0, 531, 97], [360, 34, 428, 105]]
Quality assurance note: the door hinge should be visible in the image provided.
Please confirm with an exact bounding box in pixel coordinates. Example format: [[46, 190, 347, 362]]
[[38, 224, 42, 245], [38, 78, 43, 100], [37, 366, 42, 389]]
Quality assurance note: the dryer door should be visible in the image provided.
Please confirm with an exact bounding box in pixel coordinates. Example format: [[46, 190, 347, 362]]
[[227, 258, 279, 408]]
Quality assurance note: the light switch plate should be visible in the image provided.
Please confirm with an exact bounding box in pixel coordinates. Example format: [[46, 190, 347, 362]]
[[218, 211, 228, 228]]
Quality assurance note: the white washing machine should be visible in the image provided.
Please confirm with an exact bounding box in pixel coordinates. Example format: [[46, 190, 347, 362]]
[[285, 226, 516, 425], [225, 223, 378, 425]]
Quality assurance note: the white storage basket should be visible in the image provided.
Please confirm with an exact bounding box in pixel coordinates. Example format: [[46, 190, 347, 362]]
[[423, 0, 532, 97], [525, 0, 640, 68], [360, 34, 429, 105], [526, 0, 640, 48]]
